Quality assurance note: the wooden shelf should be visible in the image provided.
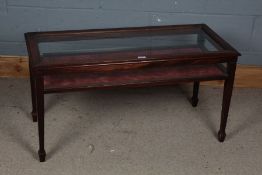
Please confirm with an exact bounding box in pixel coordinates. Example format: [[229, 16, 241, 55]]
[[44, 64, 227, 93]]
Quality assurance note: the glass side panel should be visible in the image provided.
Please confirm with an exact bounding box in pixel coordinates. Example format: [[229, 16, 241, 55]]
[[37, 30, 221, 65]]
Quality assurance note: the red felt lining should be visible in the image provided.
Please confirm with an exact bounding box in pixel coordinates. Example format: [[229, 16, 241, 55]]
[[44, 64, 226, 91]]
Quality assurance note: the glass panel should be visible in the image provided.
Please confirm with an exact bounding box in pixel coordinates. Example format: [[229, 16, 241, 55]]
[[37, 30, 221, 65]]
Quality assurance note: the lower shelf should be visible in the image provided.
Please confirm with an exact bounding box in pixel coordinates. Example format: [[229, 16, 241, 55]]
[[43, 64, 227, 93]]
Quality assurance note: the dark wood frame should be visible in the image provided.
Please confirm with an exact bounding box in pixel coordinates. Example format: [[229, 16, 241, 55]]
[[25, 24, 240, 162]]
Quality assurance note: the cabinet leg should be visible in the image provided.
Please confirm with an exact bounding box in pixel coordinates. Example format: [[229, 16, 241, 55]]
[[36, 77, 46, 162], [191, 81, 199, 107], [27, 36, 38, 123], [218, 62, 236, 142], [30, 75, 37, 122], [31, 111, 37, 122]]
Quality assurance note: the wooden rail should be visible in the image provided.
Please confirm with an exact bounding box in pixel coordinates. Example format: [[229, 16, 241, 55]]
[[0, 55, 261, 88]]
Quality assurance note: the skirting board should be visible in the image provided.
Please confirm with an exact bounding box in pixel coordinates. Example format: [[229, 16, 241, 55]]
[[0, 55, 262, 88], [0, 55, 29, 77]]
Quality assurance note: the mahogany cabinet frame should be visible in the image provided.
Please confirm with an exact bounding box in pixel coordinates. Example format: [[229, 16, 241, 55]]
[[25, 24, 241, 162]]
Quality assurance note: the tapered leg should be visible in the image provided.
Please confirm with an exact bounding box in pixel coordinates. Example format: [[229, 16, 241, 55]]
[[30, 74, 37, 122], [27, 38, 37, 122], [191, 81, 200, 107], [36, 77, 46, 162], [218, 62, 237, 142]]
